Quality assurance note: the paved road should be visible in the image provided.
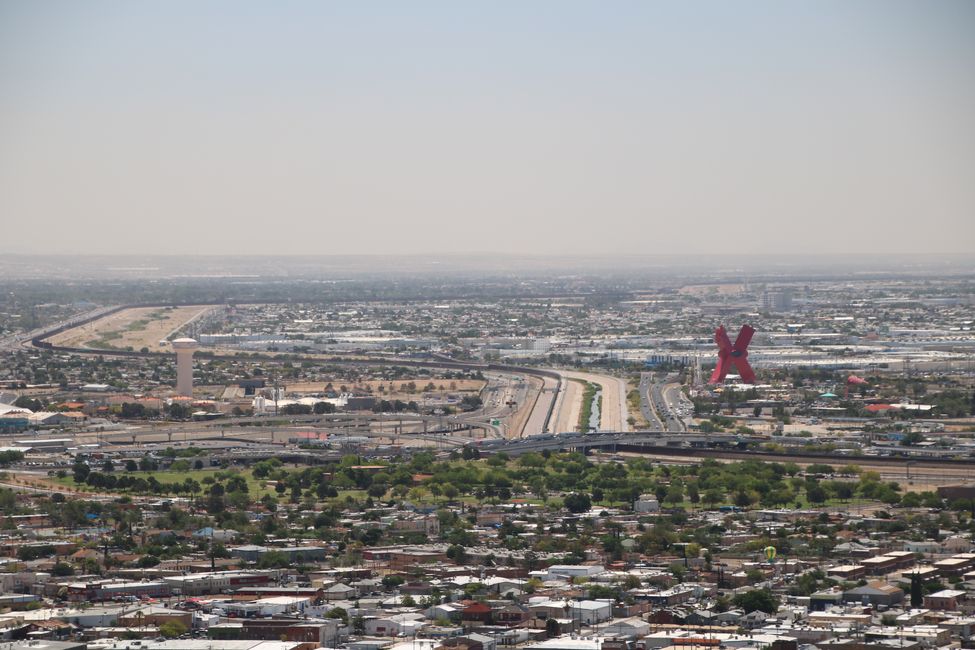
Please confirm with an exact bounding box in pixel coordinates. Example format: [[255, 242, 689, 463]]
[[480, 372, 529, 437], [0, 305, 117, 352], [608, 451, 975, 489], [47, 410, 505, 446], [643, 374, 688, 432], [639, 373, 664, 429], [638, 372, 684, 433], [521, 374, 559, 437], [69, 422, 476, 448], [658, 382, 687, 431], [0, 481, 69, 495]]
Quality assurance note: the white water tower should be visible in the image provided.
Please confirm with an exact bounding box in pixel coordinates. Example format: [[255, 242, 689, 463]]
[[172, 337, 199, 397]]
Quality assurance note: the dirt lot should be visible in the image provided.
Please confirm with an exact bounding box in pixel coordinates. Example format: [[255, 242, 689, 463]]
[[48, 306, 211, 351], [553, 378, 583, 433]]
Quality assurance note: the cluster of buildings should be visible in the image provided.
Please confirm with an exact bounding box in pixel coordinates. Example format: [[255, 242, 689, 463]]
[[0, 262, 973, 650], [0, 473, 973, 650], [134, 279, 975, 373]]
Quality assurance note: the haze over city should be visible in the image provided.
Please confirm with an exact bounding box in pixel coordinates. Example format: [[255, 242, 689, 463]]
[[2, 1, 974, 256], [3, 3, 975, 649]]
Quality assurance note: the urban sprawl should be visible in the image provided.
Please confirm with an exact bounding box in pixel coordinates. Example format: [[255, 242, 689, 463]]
[[0, 263, 973, 650]]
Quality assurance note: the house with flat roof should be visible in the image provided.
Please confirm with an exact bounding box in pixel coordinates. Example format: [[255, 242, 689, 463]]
[[923, 589, 966, 611], [843, 581, 904, 607]]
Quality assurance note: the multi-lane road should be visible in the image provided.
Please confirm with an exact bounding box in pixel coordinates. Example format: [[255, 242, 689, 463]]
[[638, 373, 665, 429], [519, 374, 560, 437], [640, 372, 688, 432], [0, 305, 118, 352]]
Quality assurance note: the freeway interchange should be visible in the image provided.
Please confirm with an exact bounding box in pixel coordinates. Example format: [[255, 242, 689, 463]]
[[14, 302, 735, 460], [22, 303, 644, 447]]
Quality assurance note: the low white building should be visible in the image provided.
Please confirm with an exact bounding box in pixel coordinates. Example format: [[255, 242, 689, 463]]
[[634, 496, 660, 513], [364, 613, 427, 637], [162, 571, 274, 596], [424, 603, 463, 621], [567, 600, 613, 625], [323, 582, 356, 601], [545, 565, 605, 581], [602, 616, 650, 638], [524, 636, 618, 650]]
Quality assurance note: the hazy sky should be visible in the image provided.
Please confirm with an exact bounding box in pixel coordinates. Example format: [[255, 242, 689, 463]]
[[1, 1, 973, 256]]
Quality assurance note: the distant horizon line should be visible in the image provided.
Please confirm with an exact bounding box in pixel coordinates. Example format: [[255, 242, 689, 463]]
[[3, 252, 974, 259]]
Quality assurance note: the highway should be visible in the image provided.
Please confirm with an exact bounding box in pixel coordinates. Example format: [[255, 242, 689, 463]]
[[67, 421, 475, 449], [35, 411, 505, 448], [480, 372, 530, 437], [0, 305, 118, 352], [22, 302, 606, 445], [476, 430, 975, 472], [480, 430, 753, 455], [638, 372, 665, 429], [25, 304, 571, 439], [648, 375, 689, 432], [519, 374, 560, 437], [479, 371, 563, 439]]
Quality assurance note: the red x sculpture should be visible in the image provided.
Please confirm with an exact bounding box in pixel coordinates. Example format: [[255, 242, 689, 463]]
[[709, 324, 756, 384]]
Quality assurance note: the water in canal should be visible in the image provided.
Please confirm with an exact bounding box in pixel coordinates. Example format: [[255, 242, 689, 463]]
[[588, 389, 602, 431]]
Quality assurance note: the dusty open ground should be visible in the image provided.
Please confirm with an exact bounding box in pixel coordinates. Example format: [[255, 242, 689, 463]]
[[561, 370, 629, 432], [553, 378, 584, 433], [48, 306, 210, 351]]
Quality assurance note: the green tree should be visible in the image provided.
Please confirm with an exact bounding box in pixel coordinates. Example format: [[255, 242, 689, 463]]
[[664, 484, 684, 505], [901, 431, 925, 446], [703, 488, 723, 507], [52, 561, 75, 576], [806, 483, 828, 504], [159, 620, 188, 638], [443, 483, 459, 502], [382, 575, 405, 588], [326, 607, 348, 623], [733, 589, 779, 614], [563, 492, 592, 514], [0, 450, 24, 465], [734, 490, 755, 508], [313, 401, 336, 414], [446, 544, 467, 564], [545, 618, 559, 637], [168, 402, 190, 419], [258, 551, 291, 569], [13, 396, 42, 411], [72, 461, 90, 484]]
